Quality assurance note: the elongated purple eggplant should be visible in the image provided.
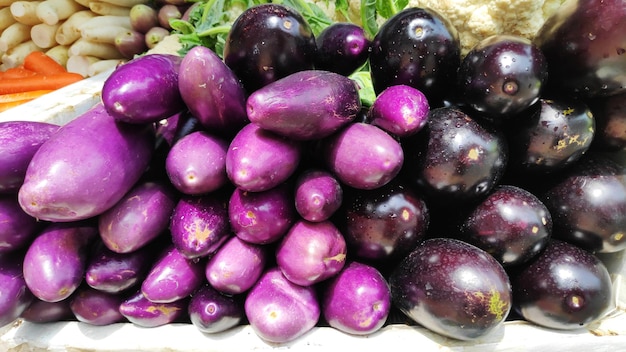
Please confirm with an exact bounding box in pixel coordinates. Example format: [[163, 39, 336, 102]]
[[20, 298, 74, 323], [246, 70, 361, 140], [178, 45, 249, 133], [98, 180, 177, 253], [0, 251, 34, 327], [229, 184, 296, 244], [188, 284, 243, 333], [18, 103, 155, 222], [141, 244, 205, 303], [69, 285, 127, 326], [0, 121, 59, 193], [102, 54, 185, 123], [0, 195, 43, 253], [165, 131, 229, 195], [169, 194, 231, 259], [226, 123, 301, 192], [294, 169, 343, 222], [323, 123, 404, 190], [23, 221, 97, 302], [205, 235, 267, 295], [119, 289, 188, 327]]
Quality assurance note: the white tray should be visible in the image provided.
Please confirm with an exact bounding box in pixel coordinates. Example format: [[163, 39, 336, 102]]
[[1, 68, 625, 352]]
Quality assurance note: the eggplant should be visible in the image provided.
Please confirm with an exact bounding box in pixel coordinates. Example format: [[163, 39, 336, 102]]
[[0, 194, 44, 253], [178, 45, 249, 134], [114, 30, 148, 59], [20, 298, 74, 323], [18, 103, 155, 222], [534, 0, 626, 98], [119, 290, 188, 327], [246, 70, 361, 140], [366, 84, 430, 138], [102, 54, 185, 124], [588, 91, 626, 151], [315, 22, 371, 76], [369, 7, 461, 106], [0, 121, 59, 194], [294, 169, 343, 222], [223, 3, 317, 93], [69, 285, 127, 326], [129, 3, 159, 34], [0, 251, 34, 327], [188, 284, 243, 333]]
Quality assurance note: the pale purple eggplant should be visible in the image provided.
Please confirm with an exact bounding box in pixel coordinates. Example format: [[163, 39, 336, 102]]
[[188, 284, 243, 333], [226, 123, 301, 192], [69, 286, 127, 325], [169, 194, 231, 259], [18, 103, 155, 222], [205, 235, 267, 295], [246, 70, 361, 140], [23, 221, 97, 302], [0, 251, 34, 327], [367, 84, 430, 138], [0, 120, 59, 193], [119, 289, 187, 327], [98, 180, 177, 253], [0, 195, 44, 253], [294, 169, 343, 222]]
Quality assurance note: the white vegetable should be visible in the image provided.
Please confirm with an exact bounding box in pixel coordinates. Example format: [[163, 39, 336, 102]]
[[97, 0, 149, 8], [88, 58, 122, 76], [1, 40, 42, 68], [69, 37, 124, 59], [10, 1, 43, 26], [0, 7, 17, 33], [80, 25, 129, 44], [31, 22, 61, 48], [65, 54, 99, 76], [54, 10, 96, 45], [78, 14, 131, 30], [89, 1, 130, 16], [36, 0, 87, 25], [45, 44, 70, 66], [0, 22, 32, 53]]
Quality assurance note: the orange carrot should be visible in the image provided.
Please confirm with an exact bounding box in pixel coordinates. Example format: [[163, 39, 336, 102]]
[[0, 89, 53, 103], [0, 72, 83, 95], [0, 99, 33, 112], [22, 51, 67, 75], [0, 66, 38, 79]]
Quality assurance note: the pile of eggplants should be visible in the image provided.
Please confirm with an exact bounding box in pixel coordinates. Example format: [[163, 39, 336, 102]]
[[1, 0, 626, 345]]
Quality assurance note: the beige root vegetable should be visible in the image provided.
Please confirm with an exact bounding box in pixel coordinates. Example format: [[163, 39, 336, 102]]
[[88, 58, 122, 76], [78, 14, 131, 30], [1, 40, 42, 68], [0, 22, 32, 53], [0, 7, 17, 32], [36, 0, 87, 25], [0, 0, 19, 7], [81, 25, 129, 44], [69, 37, 124, 59], [10, 1, 43, 25], [45, 44, 70, 66], [54, 10, 96, 45], [65, 54, 99, 76], [31, 22, 61, 48], [89, 1, 130, 16], [97, 0, 149, 8]]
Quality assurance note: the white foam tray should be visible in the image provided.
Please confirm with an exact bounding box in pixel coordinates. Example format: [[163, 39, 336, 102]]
[[1, 69, 625, 352]]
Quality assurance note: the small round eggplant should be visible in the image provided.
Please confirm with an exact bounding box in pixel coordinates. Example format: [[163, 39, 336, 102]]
[[389, 238, 512, 341], [322, 261, 391, 335], [245, 267, 320, 343], [0, 251, 34, 327], [141, 245, 205, 303], [157, 4, 181, 29], [119, 289, 188, 327], [114, 30, 148, 60], [23, 221, 98, 302], [129, 4, 159, 34], [0, 195, 43, 253], [323, 123, 404, 190], [512, 239, 613, 329], [99, 180, 177, 253], [226, 123, 301, 193], [165, 131, 229, 195], [223, 3, 317, 93], [102, 54, 185, 124], [367, 84, 430, 138], [276, 220, 347, 287], [315, 22, 371, 76], [229, 184, 296, 245], [205, 235, 267, 295], [246, 70, 361, 141], [188, 284, 243, 333], [69, 286, 127, 326], [294, 169, 343, 222], [169, 194, 231, 259], [178, 45, 248, 134]]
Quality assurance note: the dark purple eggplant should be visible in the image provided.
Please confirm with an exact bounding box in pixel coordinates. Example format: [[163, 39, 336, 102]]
[[246, 70, 361, 140], [512, 239, 613, 329], [119, 289, 187, 327], [0, 195, 44, 253], [369, 7, 461, 106], [20, 298, 74, 323], [534, 0, 626, 98], [0, 251, 34, 327], [314, 22, 371, 76], [69, 286, 127, 326], [588, 92, 626, 151], [223, 3, 317, 93], [389, 238, 512, 341], [188, 284, 243, 333]]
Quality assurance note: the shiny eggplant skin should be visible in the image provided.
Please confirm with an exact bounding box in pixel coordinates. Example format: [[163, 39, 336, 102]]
[[188, 284, 243, 334], [0, 251, 34, 327], [315, 22, 370, 76]]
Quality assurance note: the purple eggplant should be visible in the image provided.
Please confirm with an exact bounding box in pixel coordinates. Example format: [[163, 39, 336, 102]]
[[276, 220, 347, 287], [178, 45, 248, 133], [0, 121, 59, 193], [223, 3, 317, 93], [322, 261, 390, 335], [102, 54, 185, 124], [18, 103, 155, 222], [294, 169, 343, 222], [226, 123, 301, 192], [205, 235, 267, 295], [169, 194, 231, 259], [245, 267, 320, 343], [0, 195, 43, 253], [20, 298, 74, 323], [99, 180, 177, 253], [246, 70, 361, 140], [23, 221, 97, 302], [0, 251, 34, 327], [157, 4, 181, 29], [229, 184, 296, 244], [154, 110, 202, 147], [315, 22, 371, 76], [119, 289, 187, 327], [588, 92, 626, 151], [141, 244, 205, 303], [323, 122, 404, 190], [367, 85, 430, 138], [114, 29, 148, 59], [129, 3, 159, 33], [165, 131, 229, 195], [69, 286, 127, 326], [188, 284, 243, 333]]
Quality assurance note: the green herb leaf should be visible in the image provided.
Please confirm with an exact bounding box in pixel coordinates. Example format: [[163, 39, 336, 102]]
[[360, 0, 379, 38], [375, 0, 408, 19]]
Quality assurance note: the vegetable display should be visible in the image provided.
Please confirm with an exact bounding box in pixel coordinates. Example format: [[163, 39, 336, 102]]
[[1, 0, 626, 349]]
